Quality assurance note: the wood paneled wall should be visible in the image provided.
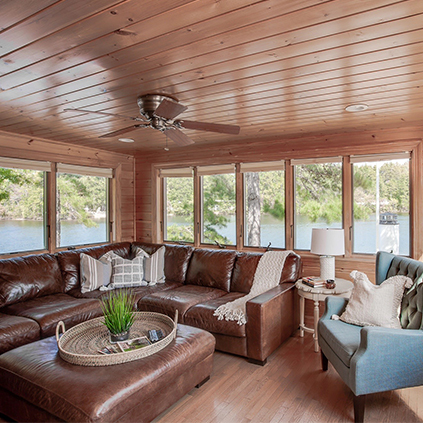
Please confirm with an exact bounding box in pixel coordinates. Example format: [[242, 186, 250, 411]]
[[0, 130, 135, 251], [135, 126, 423, 280]]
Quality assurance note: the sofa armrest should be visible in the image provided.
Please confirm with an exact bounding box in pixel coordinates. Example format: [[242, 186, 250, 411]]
[[320, 296, 349, 321], [245, 283, 296, 363], [351, 327, 423, 395]]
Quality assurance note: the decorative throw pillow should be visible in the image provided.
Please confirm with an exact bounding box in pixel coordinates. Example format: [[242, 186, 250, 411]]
[[339, 270, 413, 329], [104, 248, 149, 289], [142, 246, 166, 285], [80, 253, 112, 293]]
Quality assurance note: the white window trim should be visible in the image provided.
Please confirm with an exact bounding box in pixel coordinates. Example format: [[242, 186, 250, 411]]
[[57, 163, 113, 178], [350, 152, 410, 163], [0, 157, 51, 172], [240, 161, 285, 173]]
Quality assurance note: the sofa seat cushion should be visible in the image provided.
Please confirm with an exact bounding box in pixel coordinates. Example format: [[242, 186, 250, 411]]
[[0, 313, 40, 354], [2, 294, 103, 338], [137, 285, 227, 320], [184, 292, 247, 337], [56, 242, 131, 292], [318, 319, 361, 367], [0, 254, 63, 307]]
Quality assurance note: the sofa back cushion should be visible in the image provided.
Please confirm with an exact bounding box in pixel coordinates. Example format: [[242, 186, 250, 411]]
[[56, 242, 131, 292], [186, 249, 237, 292], [132, 242, 194, 284], [0, 254, 62, 307], [231, 251, 302, 293]]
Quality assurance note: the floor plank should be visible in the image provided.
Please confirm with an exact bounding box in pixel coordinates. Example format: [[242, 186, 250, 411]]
[[153, 331, 423, 423]]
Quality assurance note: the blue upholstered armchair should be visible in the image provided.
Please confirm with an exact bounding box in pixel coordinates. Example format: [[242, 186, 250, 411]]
[[318, 251, 423, 422]]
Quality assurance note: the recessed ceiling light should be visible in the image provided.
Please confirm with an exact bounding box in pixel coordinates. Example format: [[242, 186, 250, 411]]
[[345, 104, 369, 112], [118, 138, 134, 143]]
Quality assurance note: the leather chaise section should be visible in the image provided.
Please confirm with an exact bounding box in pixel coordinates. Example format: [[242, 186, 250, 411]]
[[138, 285, 227, 321], [184, 292, 247, 337], [0, 313, 40, 354], [2, 294, 103, 338]]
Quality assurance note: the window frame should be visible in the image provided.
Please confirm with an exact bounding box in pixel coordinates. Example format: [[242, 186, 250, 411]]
[[0, 158, 115, 257], [156, 147, 417, 259]]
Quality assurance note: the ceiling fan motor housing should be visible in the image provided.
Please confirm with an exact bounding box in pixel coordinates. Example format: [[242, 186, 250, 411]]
[[137, 94, 174, 120]]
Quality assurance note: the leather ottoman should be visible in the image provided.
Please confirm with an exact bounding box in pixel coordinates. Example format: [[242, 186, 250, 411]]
[[0, 324, 215, 423]]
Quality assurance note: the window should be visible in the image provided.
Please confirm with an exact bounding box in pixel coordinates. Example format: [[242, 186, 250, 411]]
[[161, 168, 194, 243], [352, 153, 410, 255], [199, 165, 236, 245], [56, 164, 111, 248], [241, 161, 285, 248], [0, 158, 49, 254], [293, 158, 343, 250]]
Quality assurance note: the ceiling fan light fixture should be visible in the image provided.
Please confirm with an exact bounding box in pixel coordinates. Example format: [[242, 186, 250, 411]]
[[345, 103, 368, 112], [118, 138, 135, 143]]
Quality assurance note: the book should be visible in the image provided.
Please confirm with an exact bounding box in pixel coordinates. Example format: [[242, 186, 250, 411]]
[[117, 336, 151, 353], [302, 277, 326, 288]]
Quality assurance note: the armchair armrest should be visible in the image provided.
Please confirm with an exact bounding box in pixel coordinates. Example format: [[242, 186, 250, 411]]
[[245, 283, 296, 363], [351, 327, 423, 395], [320, 296, 349, 320]]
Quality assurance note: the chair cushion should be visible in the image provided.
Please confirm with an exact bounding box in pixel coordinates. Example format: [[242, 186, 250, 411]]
[[2, 294, 103, 338], [318, 319, 362, 367], [184, 292, 247, 337], [137, 285, 227, 320], [400, 273, 423, 329], [0, 313, 40, 354]]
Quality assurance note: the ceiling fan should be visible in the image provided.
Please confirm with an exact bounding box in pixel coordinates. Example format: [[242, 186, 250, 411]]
[[64, 94, 240, 146]]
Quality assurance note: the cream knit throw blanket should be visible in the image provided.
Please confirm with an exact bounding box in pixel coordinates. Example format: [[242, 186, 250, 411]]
[[214, 250, 292, 325]]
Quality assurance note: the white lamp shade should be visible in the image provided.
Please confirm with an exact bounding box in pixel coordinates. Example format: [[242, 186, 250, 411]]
[[311, 228, 345, 256]]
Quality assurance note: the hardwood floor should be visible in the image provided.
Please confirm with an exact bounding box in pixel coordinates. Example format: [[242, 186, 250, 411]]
[[154, 331, 423, 423]]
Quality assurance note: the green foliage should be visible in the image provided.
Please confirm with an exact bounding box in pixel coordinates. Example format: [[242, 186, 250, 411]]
[[166, 224, 194, 243], [100, 289, 135, 335]]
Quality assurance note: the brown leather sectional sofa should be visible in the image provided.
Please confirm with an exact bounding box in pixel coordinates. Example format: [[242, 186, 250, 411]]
[[0, 241, 301, 364]]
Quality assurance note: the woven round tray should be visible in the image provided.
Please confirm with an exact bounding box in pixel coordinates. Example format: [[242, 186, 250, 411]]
[[56, 311, 178, 367]]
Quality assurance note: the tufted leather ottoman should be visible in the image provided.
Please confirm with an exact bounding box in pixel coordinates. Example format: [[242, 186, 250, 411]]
[[0, 324, 215, 423]]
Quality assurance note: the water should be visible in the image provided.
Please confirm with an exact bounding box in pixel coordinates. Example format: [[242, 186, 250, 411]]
[[167, 214, 410, 255], [0, 219, 108, 254]]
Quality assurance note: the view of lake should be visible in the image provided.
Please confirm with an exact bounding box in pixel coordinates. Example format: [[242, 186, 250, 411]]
[[167, 214, 410, 255], [1, 214, 409, 256], [0, 219, 107, 254]]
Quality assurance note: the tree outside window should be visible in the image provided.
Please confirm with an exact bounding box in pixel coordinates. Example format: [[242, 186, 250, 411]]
[[294, 160, 343, 250]]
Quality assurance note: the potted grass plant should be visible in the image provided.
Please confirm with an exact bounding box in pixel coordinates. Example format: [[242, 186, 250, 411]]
[[100, 289, 135, 343]]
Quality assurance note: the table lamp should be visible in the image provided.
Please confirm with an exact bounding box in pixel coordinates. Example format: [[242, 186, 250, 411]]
[[311, 228, 345, 280]]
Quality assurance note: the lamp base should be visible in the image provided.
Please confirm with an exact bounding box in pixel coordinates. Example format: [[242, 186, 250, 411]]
[[320, 255, 335, 280]]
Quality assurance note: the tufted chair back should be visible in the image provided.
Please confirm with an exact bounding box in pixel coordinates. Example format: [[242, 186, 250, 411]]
[[376, 251, 423, 330]]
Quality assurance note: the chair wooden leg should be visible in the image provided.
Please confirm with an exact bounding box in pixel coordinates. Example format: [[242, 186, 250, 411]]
[[353, 394, 366, 423], [321, 350, 328, 371]]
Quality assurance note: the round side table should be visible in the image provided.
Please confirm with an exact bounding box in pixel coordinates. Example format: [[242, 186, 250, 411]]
[[295, 278, 354, 352]]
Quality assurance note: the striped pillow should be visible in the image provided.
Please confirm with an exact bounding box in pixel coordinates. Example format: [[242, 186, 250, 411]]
[[143, 246, 166, 285], [105, 248, 149, 288], [80, 253, 112, 293]]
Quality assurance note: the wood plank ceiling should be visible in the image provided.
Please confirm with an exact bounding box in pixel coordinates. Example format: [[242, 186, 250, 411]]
[[0, 0, 423, 154]]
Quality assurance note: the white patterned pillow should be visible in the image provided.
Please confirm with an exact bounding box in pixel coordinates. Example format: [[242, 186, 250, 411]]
[[143, 246, 166, 285], [104, 248, 148, 288], [80, 253, 112, 293], [339, 270, 413, 329]]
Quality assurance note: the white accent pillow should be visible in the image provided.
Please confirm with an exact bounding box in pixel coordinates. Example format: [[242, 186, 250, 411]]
[[142, 246, 166, 285], [80, 253, 112, 293], [340, 270, 413, 329], [104, 247, 149, 289]]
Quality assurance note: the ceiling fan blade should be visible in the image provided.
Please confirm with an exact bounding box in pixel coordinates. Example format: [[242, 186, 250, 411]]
[[64, 108, 147, 122], [177, 119, 240, 135], [99, 124, 146, 138], [155, 98, 188, 120], [165, 128, 194, 146]]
